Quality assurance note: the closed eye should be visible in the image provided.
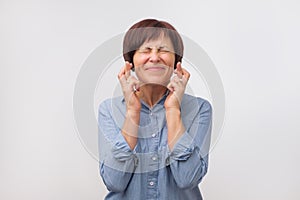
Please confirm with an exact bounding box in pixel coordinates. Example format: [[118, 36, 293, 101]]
[[138, 47, 152, 54], [158, 48, 171, 53]]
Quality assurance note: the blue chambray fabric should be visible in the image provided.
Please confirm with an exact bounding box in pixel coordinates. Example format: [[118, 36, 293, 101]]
[[98, 93, 212, 200]]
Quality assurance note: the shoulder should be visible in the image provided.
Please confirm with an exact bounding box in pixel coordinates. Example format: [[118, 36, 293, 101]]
[[98, 96, 124, 113], [181, 93, 212, 113]]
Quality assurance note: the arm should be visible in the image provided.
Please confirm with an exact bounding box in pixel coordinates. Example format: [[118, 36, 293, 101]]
[[167, 100, 212, 189], [118, 61, 141, 150], [98, 100, 138, 192], [166, 108, 185, 150], [164, 63, 212, 189], [121, 110, 140, 150], [98, 62, 141, 192]]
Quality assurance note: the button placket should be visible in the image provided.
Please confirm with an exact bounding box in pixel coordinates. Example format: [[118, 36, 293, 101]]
[[149, 108, 153, 116]]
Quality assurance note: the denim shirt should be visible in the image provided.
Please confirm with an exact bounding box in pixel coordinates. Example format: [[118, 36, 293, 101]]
[[98, 93, 212, 200]]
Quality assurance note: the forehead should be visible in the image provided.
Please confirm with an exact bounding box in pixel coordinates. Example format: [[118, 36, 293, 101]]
[[140, 35, 174, 48]]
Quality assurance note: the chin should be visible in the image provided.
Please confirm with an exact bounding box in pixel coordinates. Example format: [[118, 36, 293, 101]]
[[140, 78, 169, 87]]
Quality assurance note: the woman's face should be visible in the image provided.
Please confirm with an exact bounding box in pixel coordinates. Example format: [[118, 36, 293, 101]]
[[133, 35, 175, 86]]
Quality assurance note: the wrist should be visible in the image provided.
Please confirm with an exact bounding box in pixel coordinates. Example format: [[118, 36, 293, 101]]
[[126, 109, 141, 122], [165, 107, 181, 116], [166, 108, 181, 127], [126, 109, 141, 115]]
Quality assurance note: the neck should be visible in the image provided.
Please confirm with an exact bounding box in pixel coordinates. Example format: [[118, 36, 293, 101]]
[[139, 84, 167, 108]]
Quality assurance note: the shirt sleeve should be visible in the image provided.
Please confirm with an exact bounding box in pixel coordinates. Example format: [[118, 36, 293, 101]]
[[167, 99, 213, 189], [98, 99, 138, 192]]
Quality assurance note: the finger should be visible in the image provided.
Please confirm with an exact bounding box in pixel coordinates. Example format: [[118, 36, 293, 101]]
[[171, 75, 181, 83], [181, 68, 190, 85], [128, 76, 139, 85], [124, 61, 132, 79], [174, 62, 183, 79], [118, 66, 126, 79], [131, 79, 140, 92], [182, 68, 190, 79], [119, 73, 127, 85], [167, 82, 174, 92], [125, 61, 133, 71], [171, 79, 181, 89], [126, 76, 140, 91], [172, 75, 185, 87], [133, 78, 141, 91], [167, 80, 181, 92]]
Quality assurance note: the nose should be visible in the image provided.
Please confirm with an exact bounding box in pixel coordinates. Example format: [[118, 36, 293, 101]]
[[149, 49, 160, 63]]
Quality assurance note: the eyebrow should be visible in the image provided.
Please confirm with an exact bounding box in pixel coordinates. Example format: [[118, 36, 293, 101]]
[[140, 45, 170, 49]]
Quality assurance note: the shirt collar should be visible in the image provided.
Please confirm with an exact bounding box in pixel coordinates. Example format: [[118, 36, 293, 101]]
[[121, 89, 170, 108]]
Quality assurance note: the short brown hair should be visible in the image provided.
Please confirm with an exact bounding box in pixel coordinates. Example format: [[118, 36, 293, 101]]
[[123, 19, 184, 69]]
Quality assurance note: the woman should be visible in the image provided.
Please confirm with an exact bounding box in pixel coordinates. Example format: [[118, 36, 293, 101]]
[[98, 19, 212, 200]]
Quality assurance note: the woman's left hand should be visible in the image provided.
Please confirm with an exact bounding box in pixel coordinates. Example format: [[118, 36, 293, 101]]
[[164, 62, 190, 110]]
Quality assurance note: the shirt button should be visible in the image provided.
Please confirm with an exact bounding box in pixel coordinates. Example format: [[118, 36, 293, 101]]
[[151, 133, 156, 138], [149, 181, 154, 186], [166, 157, 170, 165], [151, 156, 157, 161]]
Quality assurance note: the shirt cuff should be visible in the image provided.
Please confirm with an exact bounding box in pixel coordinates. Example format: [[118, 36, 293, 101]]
[[103, 131, 138, 173]]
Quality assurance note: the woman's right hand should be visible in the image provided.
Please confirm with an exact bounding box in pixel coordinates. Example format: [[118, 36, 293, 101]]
[[118, 61, 141, 112]]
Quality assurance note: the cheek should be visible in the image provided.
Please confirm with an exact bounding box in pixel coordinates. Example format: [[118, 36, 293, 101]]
[[132, 54, 137, 66], [133, 54, 147, 67], [162, 54, 175, 67]]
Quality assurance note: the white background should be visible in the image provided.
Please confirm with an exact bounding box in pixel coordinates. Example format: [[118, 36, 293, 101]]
[[1, 0, 300, 199]]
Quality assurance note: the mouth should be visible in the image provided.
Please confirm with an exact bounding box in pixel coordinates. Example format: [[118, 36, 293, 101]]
[[146, 67, 164, 71], [145, 65, 166, 71]]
